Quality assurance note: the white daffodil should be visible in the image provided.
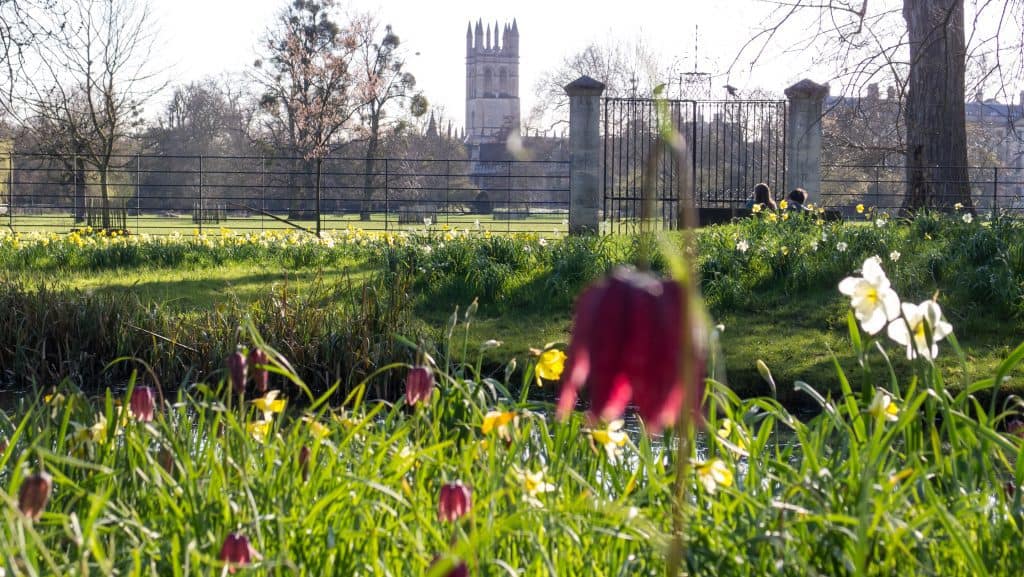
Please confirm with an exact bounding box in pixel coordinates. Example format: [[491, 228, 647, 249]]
[[867, 390, 900, 422], [836, 241, 848, 252], [886, 300, 952, 360], [838, 257, 901, 335], [736, 239, 749, 253]]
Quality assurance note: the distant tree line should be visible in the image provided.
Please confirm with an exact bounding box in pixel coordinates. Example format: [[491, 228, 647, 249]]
[[0, 0, 465, 228]]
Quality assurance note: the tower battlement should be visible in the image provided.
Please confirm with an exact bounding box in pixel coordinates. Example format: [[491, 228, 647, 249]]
[[465, 19, 520, 145]]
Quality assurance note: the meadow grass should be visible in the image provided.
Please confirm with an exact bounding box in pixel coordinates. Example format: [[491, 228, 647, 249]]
[[2, 297, 1023, 575], [2, 212, 1024, 574]]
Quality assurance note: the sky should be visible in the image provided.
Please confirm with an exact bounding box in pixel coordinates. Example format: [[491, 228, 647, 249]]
[[150, 0, 1022, 127], [151, 0, 797, 125]]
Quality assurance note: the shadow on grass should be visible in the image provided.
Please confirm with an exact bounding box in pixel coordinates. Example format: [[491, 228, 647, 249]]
[[73, 266, 370, 309]]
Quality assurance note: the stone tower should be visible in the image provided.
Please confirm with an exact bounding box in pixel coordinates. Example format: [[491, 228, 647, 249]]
[[465, 19, 520, 145]]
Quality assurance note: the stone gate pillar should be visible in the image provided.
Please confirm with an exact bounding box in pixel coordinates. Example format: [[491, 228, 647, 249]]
[[565, 76, 606, 234], [785, 79, 829, 202]]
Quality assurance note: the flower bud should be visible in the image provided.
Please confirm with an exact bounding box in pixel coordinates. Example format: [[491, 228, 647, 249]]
[[158, 446, 175, 476], [227, 352, 247, 395], [405, 366, 434, 406], [756, 359, 776, 396], [430, 556, 468, 577], [299, 445, 311, 482], [1006, 418, 1024, 438], [438, 481, 472, 522], [130, 386, 156, 422], [247, 348, 270, 395], [218, 532, 256, 572], [18, 471, 52, 521]]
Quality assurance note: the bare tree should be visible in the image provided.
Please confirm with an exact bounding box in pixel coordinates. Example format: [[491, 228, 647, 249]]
[[253, 0, 361, 232], [153, 77, 256, 157], [0, 0, 62, 118], [351, 18, 427, 220], [528, 38, 666, 133], [22, 0, 161, 228], [734, 0, 1023, 210]]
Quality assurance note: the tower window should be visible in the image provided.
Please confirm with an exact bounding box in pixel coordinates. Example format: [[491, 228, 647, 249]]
[[499, 68, 508, 96], [483, 68, 493, 96]]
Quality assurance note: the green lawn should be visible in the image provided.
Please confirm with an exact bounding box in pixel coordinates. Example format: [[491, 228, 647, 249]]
[[33, 259, 1022, 403], [3, 210, 571, 235]]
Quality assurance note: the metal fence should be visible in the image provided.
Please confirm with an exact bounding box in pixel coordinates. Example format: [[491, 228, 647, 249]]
[[0, 153, 571, 235], [603, 98, 787, 232], [820, 164, 1024, 216]]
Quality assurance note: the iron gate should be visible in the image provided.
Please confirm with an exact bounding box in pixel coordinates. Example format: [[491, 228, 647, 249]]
[[602, 98, 787, 232]]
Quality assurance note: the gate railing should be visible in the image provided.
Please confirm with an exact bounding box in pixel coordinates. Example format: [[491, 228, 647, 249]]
[[602, 98, 787, 232], [821, 163, 1024, 216], [0, 153, 570, 235]]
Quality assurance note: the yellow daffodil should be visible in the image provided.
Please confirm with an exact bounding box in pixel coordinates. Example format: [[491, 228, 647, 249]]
[[751, 203, 763, 213], [72, 415, 104, 443], [716, 418, 748, 452], [302, 416, 330, 440], [696, 458, 733, 494], [251, 390, 286, 419], [887, 468, 914, 489], [247, 420, 271, 443], [482, 410, 516, 441], [535, 349, 567, 383], [766, 212, 778, 223], [589, 420, 628, 462], [867, 390, 900, 422], [779, 199, 789, 210], [856, 204, 865, 213]]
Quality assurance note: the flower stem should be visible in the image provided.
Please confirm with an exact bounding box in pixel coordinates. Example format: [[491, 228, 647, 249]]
[[666, 418, 692, 576]]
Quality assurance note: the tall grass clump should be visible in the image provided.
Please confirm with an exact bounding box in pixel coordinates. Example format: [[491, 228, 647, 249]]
[[0, 272, 418, 398]]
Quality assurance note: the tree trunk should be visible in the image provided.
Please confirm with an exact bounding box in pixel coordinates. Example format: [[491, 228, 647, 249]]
[[74, 156, 86, 222], [99, 165, 110, 230], [902, 0, 971, 211], [360, 116, 381, 221], [315, 157, 322, 236]]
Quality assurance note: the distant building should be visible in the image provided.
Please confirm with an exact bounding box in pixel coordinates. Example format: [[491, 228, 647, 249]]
[[824, 84, 1024, 202], [465, 19, 520, 146], [964, 90, 1024, 175], [462, 20, 569, 214]]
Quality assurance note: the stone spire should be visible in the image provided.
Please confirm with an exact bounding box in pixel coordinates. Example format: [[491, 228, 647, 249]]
[[511, 19, 519, 55], [426, 111, 438, 138], [466, 22, 472, 54]]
